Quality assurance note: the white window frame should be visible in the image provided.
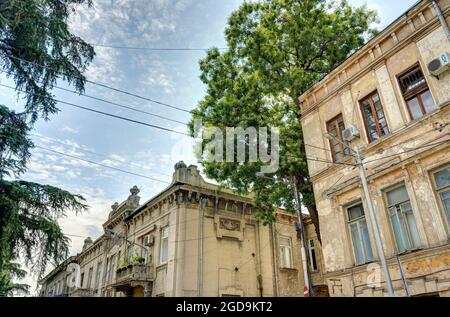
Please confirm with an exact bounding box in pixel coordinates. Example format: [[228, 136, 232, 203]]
[[346, 202, 374, 266], [159, 227, 169, 264], [431, 165, 450, 231], [384, 184, 421, 253], [279, 236, 294, 269]]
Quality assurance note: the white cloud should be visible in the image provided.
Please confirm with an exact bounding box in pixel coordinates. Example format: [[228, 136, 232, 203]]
[[59, 126, 79, 134]]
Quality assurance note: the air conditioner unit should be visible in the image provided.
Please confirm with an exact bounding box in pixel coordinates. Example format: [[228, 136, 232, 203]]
[[342, 125, 360, 142], [428, 53, 450, 77], [144, 235, 154, 246]]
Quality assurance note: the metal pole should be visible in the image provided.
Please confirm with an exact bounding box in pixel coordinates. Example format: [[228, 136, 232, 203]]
[[395, 253, 411, 297], [354, 146, 395, 297], [292, 176, 312, 297], [198, 197, 205, 297]]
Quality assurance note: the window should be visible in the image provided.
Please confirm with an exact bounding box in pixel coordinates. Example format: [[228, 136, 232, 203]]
[[432, 166, 450, 227], [159, 227, 169, 264], [80, 273, 85, 288], [385, 185, 421, 253], [111, 255, 117, 281], [347, 203, 374, 265], [397, 64, 436, 120], [326, 114, 351, 162], [108, 255, 117, 283], [360, 91, 389, 142], [95, 262, 102, 290], [308, 239, 318, 271], [87, 267, 93, 289], [279, 236, 294, 269]]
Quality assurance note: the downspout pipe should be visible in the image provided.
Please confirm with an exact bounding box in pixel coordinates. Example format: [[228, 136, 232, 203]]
[[270, 223, 280, 297], [431, 0, 450, 42], [198, 197, 206, 297]]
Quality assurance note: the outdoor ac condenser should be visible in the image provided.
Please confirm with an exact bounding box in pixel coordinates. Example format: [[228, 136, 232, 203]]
[[428, 53, 450, 77]]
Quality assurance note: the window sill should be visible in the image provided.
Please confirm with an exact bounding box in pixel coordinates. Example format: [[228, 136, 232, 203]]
[[396, 247, 423, 256], [279, 267, 297, 271], [353, 260, 374, 268], [156, 262, 168, 270]]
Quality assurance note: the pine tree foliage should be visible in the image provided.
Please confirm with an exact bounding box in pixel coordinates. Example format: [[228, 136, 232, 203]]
[[0, 0, 94, 296]]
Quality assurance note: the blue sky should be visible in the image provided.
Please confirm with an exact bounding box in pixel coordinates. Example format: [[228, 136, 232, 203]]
[[1, 0, 418, 292]]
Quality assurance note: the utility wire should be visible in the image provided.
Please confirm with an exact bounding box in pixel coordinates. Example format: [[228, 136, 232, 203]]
[[31, 133, 172, 177], [0, 69, 187, 125], [362, 138, 450, 164], [4, 54, 192, 113], [91, 44, 228, 51], [35, 145, 171, 184], [0, 83, 190, 136]]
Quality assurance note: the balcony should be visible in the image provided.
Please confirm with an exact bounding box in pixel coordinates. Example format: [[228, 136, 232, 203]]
[[70, 288, 94, 297], [113, 263, 153, 293]]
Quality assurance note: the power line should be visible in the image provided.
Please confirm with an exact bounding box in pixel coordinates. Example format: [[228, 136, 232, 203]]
[[31, 133, 173, 178], [91, 44, 228, 51], [0, 69, 187, 126], [362, 138, 450, 164], [0, 83, 190, 136], [4, 54, 192, 113], [34, 145, 171, 184]]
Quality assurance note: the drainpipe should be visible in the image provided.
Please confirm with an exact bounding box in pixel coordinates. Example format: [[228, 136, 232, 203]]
[[198, 197, 206, 297], [431, 0, 450, 42], [270, 223, 280, 297]]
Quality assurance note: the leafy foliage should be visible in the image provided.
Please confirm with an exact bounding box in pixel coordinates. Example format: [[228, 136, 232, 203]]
[[190, 0, 378, 239], [0, 262, 30, 297], [0, 0, 95, 122], [0, 0, 94, 295]]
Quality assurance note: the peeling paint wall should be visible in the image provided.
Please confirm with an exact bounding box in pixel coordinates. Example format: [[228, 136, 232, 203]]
[[300, 0, 450, 297]]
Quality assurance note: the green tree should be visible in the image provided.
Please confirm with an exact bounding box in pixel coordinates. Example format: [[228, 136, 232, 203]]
[[190, 0, 378, 241], [0, 0, 94, 295]]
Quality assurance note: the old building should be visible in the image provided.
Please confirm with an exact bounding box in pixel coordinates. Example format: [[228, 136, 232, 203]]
[[39, 162, 326, 297], [299, 0, 450, 297]]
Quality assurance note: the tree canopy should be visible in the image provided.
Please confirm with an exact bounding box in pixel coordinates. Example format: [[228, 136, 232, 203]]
[[0, 0, 94, 295], [190, 0, 378, 241]]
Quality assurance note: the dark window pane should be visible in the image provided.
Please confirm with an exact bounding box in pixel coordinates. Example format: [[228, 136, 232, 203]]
[[348, 204, 364, 220], [311, 249, 317, 270]]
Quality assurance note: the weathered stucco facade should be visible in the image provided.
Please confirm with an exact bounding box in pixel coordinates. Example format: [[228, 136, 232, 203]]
[[299, 0, 450, 297], [39, 162, 326, 297]]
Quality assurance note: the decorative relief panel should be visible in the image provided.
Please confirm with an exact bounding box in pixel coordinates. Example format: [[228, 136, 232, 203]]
[[219, 218, 241, 231], [214, 215, 245, 241]]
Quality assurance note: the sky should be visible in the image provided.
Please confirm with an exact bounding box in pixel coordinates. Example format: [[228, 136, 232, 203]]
[[1, 0, 418, 294]]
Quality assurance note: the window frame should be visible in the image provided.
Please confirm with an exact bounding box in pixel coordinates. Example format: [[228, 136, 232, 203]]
[[383, 184, 421, 253], [94, 262, 102, 290], [359, 90, 389, 143], [430, 165, 450, 231], [159, 226, 169, 264], [279, 236, 294, 269], [326, 114, 350, 162], [396, 63, 435, 120], [87, 267, 93, 289], [307, 239, 318, 272], [346, 202, 374, 266]]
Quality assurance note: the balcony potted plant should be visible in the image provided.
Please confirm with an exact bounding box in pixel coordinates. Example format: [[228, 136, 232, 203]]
[[131, 256, 145, 265]]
